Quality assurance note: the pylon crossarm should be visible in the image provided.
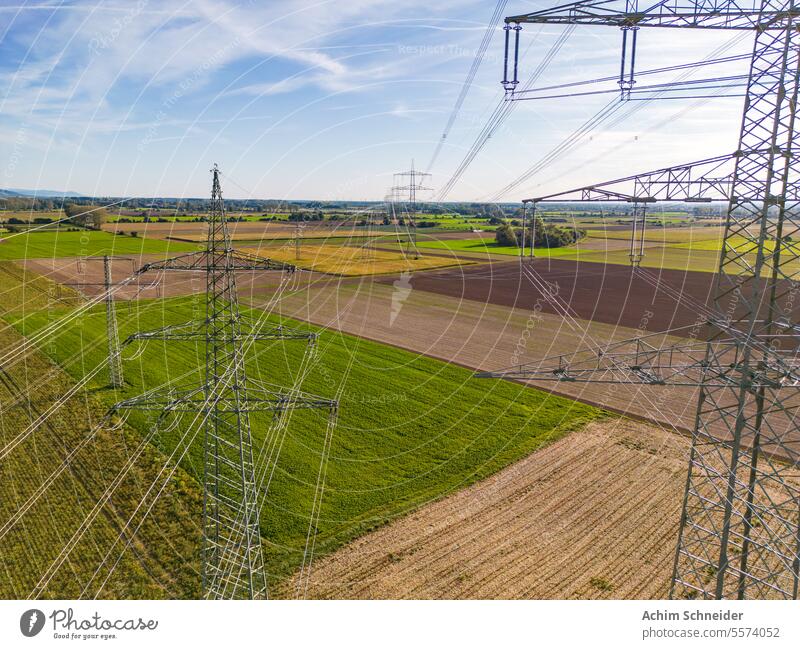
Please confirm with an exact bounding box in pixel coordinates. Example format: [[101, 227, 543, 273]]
[[226, 249, 297, 272], [125, 318, 316, 344], [239, 315, 317, 343], [110, 385, 206, 412], [137, 250, 295, 274], [476, 337, 800, 387], [523, 152, 737, 204], [111, 382, 336, 413], [246, 378, 338, 411], [507, 0, 783, 30]]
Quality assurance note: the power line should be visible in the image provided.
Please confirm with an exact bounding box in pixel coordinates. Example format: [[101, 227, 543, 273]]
[[426, 0, 508, 173], [436, 25, 576, 200], [487, 32, 749, 202]]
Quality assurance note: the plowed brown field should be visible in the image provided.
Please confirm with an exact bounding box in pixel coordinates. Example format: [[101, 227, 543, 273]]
[[281, 418, 686, 599]]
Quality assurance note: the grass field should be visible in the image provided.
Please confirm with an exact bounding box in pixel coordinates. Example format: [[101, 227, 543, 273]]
[[413, 226, 788, 276], [240, 242, 477, 275], [584, 226, 725, 244], [0, 210, 65, 222], [414, 237, 583, 259], [0, 264, 203, 598], [0, 230, 201, 260], [572, 246, 720, 272], [15, 295, 604, 586]]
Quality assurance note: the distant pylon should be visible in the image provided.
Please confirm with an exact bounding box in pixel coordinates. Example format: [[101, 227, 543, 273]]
[[392, 160, 433, 258]]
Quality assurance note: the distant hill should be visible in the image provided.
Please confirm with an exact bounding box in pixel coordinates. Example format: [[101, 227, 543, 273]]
[[2, 187, 82, 198]]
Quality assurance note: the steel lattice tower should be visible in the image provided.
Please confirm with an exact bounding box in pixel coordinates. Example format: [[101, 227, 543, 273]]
[[479, 0, 800, 599], [111, 165, 337, 599], [392, 161, 432, 257], [104, 255, 124, 388]]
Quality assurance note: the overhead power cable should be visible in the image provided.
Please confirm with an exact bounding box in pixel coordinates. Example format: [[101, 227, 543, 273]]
[[437, 25, 577, 200], [510, 52, 750, 98], [510, 75, 747, 102], [426, 0, 508, 173], [487, 32, 749, 202]]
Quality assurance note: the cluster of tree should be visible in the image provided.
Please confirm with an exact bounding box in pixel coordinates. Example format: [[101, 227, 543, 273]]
[[0, 196, 71, 211], [287, 210, 324, 222], [63, 203, 109, 229], [495, 218, 585, 248]]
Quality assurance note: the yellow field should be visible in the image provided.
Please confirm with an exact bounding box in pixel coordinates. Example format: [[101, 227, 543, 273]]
[[239, 242, 476, 276], [585, 226, 725, 244]]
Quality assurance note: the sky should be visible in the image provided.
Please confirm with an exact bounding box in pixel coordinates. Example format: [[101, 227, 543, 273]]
[[0, 0, 753, 201]]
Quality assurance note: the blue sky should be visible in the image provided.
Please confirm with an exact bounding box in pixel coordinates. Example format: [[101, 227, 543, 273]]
[[0, 1, 752, 201]]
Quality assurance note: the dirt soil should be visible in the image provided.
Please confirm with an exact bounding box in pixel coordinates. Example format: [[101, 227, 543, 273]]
[[22, 255, 324, 300], [260, 278, 703, 432], [379, 258, 800, 335], [378, 258, 718, 334], [280, 418, 687, 599]]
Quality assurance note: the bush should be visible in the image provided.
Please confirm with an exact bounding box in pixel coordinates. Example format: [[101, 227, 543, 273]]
[[64, 203, 108, 229], [495, 223, 518, 246], [497, 218, 585, 249]]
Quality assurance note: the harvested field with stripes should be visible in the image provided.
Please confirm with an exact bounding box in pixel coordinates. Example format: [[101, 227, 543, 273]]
[[281, 418, 686, 599]]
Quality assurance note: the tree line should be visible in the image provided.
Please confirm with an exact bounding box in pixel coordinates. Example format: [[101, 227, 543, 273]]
[[495, 217, 585, 249]]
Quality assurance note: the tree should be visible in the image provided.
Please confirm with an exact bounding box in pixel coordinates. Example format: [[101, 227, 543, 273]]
[[495, 222, 518, 246], [64, 203, 108, 229]]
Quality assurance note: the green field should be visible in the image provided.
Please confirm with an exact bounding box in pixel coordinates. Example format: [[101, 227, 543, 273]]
[[574, 246, 722, 273], [413, 226, 772, 275], [414, 237, 583, 259], [0, 265, 203, 598], [0, 230, 202, 260], [15, 295, 603, 586], [584, 226, 724, 244], [417, 237, 728, 273]]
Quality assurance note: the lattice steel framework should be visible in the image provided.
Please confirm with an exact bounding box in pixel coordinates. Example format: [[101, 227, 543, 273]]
[[482, 0, 800, 599], [391, 161, 432, 258], [104, 255, 124, 388], [111, 166, 337, 599]]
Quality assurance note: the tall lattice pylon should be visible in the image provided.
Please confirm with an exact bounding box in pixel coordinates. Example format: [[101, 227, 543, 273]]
[[479, 0, 800, 599], [104, 255, 124, 388], [111, 165, 337, 599]]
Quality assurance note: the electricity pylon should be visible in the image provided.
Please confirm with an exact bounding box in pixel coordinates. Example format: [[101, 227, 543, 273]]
[[111, 165, 337, 599], [104, 255, 123, 388], [479, 0, 800, 599], [392, 161, 432, 258]]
